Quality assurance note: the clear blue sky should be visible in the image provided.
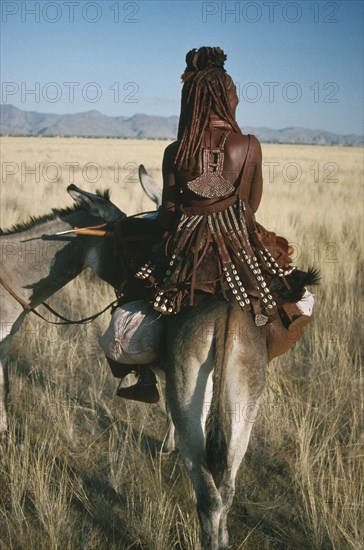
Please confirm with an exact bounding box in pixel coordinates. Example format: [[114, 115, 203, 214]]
[[1, 0, 363, 134]]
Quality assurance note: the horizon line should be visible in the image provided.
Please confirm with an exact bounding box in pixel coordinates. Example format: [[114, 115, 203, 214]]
[[1, 103, 363, 139]]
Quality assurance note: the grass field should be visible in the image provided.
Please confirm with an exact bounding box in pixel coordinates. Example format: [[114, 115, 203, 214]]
[[0, 136, 363, 549]]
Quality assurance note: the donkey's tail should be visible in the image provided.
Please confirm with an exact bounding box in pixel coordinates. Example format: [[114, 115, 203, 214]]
[[205, 305, 234, 487]]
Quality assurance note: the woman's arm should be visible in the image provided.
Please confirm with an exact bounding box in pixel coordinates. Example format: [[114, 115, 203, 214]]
[[247, 137, 263, 213], [157, 142, 180, 230]]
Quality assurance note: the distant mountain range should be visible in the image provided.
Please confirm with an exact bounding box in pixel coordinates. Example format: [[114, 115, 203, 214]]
[[1, 104, 362, 146]]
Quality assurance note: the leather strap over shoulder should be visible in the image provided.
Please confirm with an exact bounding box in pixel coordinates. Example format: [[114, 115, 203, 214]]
[[217, 130, 230, 149], [236, 134, 254, 200]]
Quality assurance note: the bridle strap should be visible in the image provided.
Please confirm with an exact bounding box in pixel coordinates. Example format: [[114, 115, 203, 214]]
[[0, 275, 118, 326], [0, 276, 30, 310]]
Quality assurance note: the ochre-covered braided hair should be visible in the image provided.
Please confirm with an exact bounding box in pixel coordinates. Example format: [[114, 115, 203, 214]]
[[174, 47, 240, 173]]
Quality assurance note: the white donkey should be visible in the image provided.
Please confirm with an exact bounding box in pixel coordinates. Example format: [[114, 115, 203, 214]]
[[138, 168, 267, 549]]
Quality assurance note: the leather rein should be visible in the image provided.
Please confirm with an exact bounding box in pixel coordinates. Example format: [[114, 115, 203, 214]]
[[0, 274, 119, 326]]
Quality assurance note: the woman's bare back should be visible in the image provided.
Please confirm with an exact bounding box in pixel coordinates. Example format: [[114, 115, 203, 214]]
[[162, 129, 263, 215]]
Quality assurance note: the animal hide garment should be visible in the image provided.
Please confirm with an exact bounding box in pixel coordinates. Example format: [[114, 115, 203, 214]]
[[99, 300, 163, 365]]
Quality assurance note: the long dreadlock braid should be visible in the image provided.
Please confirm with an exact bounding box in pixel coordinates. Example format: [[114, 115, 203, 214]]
[[174, 47, 240, 173]]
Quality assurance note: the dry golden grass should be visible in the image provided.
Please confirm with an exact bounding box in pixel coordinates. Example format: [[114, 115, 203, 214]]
[[0, 136, 363, 549], [1, 136, 166, 228]]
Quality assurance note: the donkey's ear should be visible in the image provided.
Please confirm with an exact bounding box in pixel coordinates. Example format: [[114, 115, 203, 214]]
[[67, 184, 126, 222], [138, 165, 162, 208]]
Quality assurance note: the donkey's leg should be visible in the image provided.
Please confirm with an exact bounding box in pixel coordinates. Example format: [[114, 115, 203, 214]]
[[217, 330, 267, 549], [168, 378, 222, 549], [152, 370, 176, 453], [166, 336, 222, 549], [0, 310, 28, 433], [217, 396, 262, 549], [0, 336, 11, 433], [163, 413, 176, 454]]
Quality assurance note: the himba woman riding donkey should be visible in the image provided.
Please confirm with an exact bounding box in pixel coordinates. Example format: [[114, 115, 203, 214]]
[[106, 47, 318, 402]]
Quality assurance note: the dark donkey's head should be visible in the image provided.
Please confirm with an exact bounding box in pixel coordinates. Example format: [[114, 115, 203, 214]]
[[66, 178, 162, 291], [67, 184, 125, 223], [65, 184, 129, 290]]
